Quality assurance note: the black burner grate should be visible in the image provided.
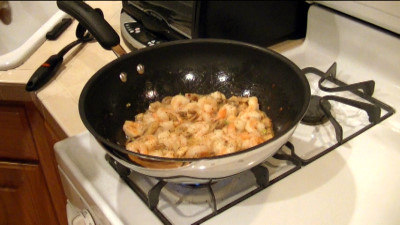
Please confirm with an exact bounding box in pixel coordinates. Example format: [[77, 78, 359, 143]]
[[296, 62, 395, 164]]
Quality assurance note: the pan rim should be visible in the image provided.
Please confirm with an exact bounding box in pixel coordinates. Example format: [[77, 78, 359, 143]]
[[79, 38, 311, 162]]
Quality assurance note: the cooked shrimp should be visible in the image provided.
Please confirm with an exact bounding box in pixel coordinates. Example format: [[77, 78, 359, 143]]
[[155, 108, 169, 121], [247, 136, 265, 149], [198, 96, 218, 113], [248, 97, 259, 110], [123, 91, 274, 159], [245, 119, 266, 133], [126, 140, 148, 154], [234, 119, 246, 131], [213, 139, 237, 156], [171, 94, 190, 111], [185, 145, 212, 158], [141, 135, 158, 150], [159, 121, 174, 131], [149, 101, 162, 112], [210, 91, 226, 103], [239, 110, 262, 121], [187, 122, 210, 137], [123, 121, 144, 138]]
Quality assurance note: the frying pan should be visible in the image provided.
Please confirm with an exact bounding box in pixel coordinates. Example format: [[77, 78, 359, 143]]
[[58, 1, 310, 183]]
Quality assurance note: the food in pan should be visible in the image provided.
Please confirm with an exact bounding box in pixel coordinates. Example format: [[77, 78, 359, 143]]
[[123, 91, 274, 158]]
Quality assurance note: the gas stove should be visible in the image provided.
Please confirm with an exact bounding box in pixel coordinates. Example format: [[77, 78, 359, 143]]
[[99, 59, 394, 225], [54, 3, 400, 225]]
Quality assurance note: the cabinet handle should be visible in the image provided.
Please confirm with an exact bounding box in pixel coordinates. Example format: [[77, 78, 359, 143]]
[[0, 186, 17, 192]]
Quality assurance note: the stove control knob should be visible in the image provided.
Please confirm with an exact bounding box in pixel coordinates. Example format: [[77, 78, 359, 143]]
[[72, 209, 95, 225]]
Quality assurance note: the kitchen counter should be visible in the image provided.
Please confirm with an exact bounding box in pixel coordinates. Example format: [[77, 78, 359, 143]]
[[0, 1, 130, 136]]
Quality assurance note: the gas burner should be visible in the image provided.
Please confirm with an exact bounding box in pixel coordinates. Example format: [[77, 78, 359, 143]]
[[106, 142, 300, 225], [179, 182, 213, 189], [301, 95, 331, 125], [291, 62, 394, 164]]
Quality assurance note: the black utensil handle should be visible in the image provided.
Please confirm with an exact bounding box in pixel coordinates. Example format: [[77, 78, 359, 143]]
[[25, 55, 64, 92], [46, 18, 73, 40], [57, 1, 119, 50]]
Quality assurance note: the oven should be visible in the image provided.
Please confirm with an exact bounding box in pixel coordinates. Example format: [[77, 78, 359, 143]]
[[54, 1, 400, 225]]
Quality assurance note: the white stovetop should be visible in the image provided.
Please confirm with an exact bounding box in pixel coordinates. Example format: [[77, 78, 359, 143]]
[[55, 4, 400, 225]]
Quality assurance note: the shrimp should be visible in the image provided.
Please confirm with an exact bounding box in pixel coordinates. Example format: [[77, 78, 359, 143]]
[[245, 119, 265, 133], [234, 119, 246, 131], [217, 104, 238, 119], [155, 108, 169, 121], [159, 120, 174, 131], [175, 146, 189, 157], [213, 139, 236, 156], [185, 145, 212, 158], [184, 102, 200, 113], [148, 101, 162, 112], [142, 112, 156, 124], [239, 110, 262, 121], [157, 130, 173, 148], [198, 96, 218, 114], [262, 117, 273, 128], [142, 135, 158, 150], [171, 94, 190, 111], [123, 91, 275, 160], [185, 93, 201, 102], [162, 150, 175, 158], [135, 113, 144, 121], [187, 122, 210, 137], [126, 140, 148, 154], [210, 91, 226, 104], [123, 121, 144, 138], [144, 121, 159, 135], [240, 134, 265, 149], [157, 130, 187, 151], [248, 97, 259, 111]]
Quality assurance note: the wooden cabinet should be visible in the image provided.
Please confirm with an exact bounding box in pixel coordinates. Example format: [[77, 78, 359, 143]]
[[0, 162, 58, 225], [0, 104, 38, 161], [0, 100, 68, 225]]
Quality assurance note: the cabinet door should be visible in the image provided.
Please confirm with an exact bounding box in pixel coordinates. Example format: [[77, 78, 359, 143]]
[[0, 103, 38, 161], [0, 161, 58, 225], [26, 103, 68, 225]]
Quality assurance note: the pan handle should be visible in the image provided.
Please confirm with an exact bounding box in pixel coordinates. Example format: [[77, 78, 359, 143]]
[[57, 1, 125, 55]]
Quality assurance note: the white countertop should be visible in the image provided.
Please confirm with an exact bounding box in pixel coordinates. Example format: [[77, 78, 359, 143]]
[[0, 1, 129, 136]]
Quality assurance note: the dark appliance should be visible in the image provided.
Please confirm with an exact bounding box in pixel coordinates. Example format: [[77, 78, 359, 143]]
[[121, 1, 309, 48]]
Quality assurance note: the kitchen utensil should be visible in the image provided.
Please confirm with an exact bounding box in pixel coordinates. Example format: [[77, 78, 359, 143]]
[[25, 20, 94, 92], [57, 1, 310, 183], [46, 18, 72, 40]]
